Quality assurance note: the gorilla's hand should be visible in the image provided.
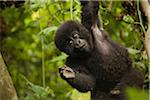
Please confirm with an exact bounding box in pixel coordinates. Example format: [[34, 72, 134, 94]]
[[59, 64, 96, 92], [59, 65, 75, 79]]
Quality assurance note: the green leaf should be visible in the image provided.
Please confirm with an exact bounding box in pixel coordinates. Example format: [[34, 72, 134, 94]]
[[127, 48, 140, 55], [70, 89, 90, 100], [50, 53, 67, 62], [38, 26, 57, 36], [43, 26, 58, 35], [21, 75, 55, 99], [123, 15, 134, 23]]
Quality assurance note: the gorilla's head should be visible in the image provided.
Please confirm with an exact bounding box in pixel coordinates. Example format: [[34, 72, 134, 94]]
[[55, 21, 94, 58]]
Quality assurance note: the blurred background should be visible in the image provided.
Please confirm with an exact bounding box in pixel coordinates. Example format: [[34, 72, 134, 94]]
[[0, 0, 149, 100]]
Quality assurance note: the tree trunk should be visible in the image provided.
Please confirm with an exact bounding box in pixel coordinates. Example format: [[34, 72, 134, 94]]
[[141, 0, 150, 59], [0, 53, 18, 100]]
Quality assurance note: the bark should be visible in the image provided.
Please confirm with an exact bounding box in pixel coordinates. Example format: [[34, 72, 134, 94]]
[[141, 0, 150, 59], [0, 53, 18, 100]]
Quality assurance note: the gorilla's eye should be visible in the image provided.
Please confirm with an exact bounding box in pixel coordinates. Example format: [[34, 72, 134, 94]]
[[69, 40, 73, 45], [72, 31, 79, 38], [73, 33, 79, 39]]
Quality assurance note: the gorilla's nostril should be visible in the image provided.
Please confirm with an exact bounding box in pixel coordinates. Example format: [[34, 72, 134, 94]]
[[76, 39, 81, 45], [78, 40, 81, 44]]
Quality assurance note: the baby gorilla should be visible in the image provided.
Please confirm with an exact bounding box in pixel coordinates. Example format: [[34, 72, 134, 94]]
[[55, 21, 96, 92]]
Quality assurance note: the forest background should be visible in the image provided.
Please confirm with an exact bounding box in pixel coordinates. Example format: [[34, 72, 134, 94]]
[[0, 0, 149, 100]]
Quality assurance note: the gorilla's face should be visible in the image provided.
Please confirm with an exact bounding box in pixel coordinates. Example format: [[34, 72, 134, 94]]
[[55, 21, 93, 58], [64, 30, 91, 57]]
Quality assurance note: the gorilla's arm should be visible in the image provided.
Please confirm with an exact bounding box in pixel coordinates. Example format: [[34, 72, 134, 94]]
[[59, 58, 96, 92], [81, 1, 100, 30], [81, 1, 108, 44], [59, 66, 95, 92]]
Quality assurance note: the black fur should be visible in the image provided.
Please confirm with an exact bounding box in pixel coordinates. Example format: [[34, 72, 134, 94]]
[[55, 1, 144, 100]]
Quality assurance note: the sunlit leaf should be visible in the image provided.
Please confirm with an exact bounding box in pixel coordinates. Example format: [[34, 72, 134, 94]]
[[127, 48, 140, 55], [43, 26, 58, 35], [50, 53, 67, 62], [123, 15, 134, 23], [70, 89, 90, 100]]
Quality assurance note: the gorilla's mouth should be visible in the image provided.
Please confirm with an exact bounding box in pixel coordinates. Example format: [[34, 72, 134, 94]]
[[80, 44, 86, 49], [74, 43, 86, 50]]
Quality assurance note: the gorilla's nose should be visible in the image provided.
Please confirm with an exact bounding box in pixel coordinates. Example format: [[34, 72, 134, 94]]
[[75, 39, 84, 48]]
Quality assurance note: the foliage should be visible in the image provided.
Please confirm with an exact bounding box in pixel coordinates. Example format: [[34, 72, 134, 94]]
[[20, 75, 55, 100], [126, 88, 149, 100], [0, 0, 149, 100]]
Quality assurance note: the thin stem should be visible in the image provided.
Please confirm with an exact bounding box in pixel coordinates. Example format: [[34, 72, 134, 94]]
[[70, 0, 73, 20], [108, 0, 112, 12], [41, 36, 45, 87], [99, 4, 103, 29], [39, 20, 45, 87], [137, 0, 146, 33]]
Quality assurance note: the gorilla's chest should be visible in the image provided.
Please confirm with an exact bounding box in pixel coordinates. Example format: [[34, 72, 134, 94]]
[[84, 52, 124, 82]]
